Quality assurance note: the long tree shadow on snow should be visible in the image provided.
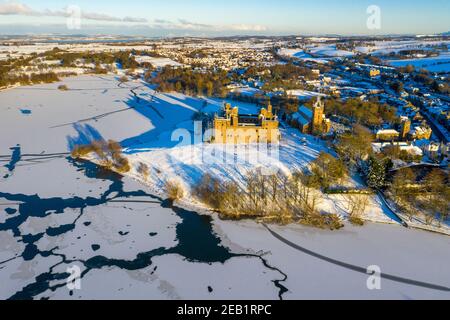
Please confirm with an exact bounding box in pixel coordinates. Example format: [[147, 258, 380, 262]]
[[66, 123, 105, 151], [119, 91, 202, 153], [64, 90, 201, 153]]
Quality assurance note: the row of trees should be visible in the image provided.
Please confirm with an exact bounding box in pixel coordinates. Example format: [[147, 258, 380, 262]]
[[244, 63, 319, 92], [194, 169, 343, 230], [0, 55, 35, 74], [71, 139, 131, 174], [244, 63, 318, 81], [309, 97, 398, 128], [151, 66, 230, 97], [389, 168, 449, 224], [42, 49, 140, 70], [0, 72, 60, 87]]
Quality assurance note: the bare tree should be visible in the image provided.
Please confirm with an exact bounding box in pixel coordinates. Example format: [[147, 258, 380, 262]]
[[137, 162, 150, 181], [246, 172, 261, 214], [346, 194, 369, 225], [422, 169, 447, 225], [165, 180, 185, 201]]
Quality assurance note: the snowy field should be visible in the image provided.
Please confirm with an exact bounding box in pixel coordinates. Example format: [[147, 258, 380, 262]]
[[278, 48, 330, 64], [230, 87, 264, 96], [137, 57, 184, 68], [279, 44, 354, 65], [0, 75, 449, 300], [388, 52, 450, 73], [307, 44, 354, 58], [278, 48, 313, 59], [355, 40, 450, 55], [286, 89, 327, 99]]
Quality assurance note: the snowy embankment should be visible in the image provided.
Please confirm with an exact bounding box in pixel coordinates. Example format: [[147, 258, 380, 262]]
[[104, 133, 397, 225]]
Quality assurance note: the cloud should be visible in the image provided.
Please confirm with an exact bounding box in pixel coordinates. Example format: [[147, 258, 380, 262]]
[[0, 2, 37, 15], [154, 18, 171, 24], [151, 18, 212, 30], [82, 12, 122, 22], [123, 16, 148, 23], [229, 24, 268, 32], [0, 2, 267, 34], [150, 18, 267, 33], [0, 1, 148, 23], [177, 19, 212, 29]]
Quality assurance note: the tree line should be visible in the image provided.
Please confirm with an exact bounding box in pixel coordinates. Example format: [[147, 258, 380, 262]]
[[194, 169, 344, 230], [389, 167, 449, 225], [0, 71, 60, 87], [308, 97, 399, 128], [150, 66, 230, 97], [244, 63, 319, 92]]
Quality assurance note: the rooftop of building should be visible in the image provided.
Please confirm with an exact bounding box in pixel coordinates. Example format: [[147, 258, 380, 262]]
[[377, 129, 400, 135], [298, 105, 313, 119], [291, 111, 311, 126]]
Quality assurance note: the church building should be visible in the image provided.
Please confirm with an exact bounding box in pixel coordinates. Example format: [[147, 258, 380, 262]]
[[290, 98, 331, 135]]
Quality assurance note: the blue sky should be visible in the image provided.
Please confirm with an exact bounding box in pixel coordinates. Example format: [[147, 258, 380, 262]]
[[0, 0, 449, 36]]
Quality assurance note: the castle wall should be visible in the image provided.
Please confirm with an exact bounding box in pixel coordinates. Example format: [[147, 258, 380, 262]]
[[213, 104, 280, 144], [214, 125, 280, 144]]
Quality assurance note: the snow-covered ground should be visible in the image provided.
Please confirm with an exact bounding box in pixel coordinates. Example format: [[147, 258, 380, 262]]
[[230, 87, 264, 96], [388, 52, 450, 73], [307, 44, 354, 58], [278, 48, 312, 59], [278, 48, 329, 64], [138, 57, 184, 68], [286, 89, 327, 98], [1, 75, 449, 300], [279, 44, 354, 64], [355, 40, 450, 56], [213, 218, 450, 300]]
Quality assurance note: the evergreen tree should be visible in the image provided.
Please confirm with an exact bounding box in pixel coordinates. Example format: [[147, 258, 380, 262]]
[[366, 156, 386, 189]]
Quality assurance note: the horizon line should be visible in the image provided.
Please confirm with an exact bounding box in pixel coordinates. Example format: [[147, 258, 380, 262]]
[[0, 32, 449, 39]]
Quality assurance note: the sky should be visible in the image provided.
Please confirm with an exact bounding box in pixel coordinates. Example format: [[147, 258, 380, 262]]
[[0, 0, 449, 36]]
